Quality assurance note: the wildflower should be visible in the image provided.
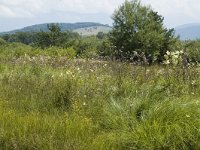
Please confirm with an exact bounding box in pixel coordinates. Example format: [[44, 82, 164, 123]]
[[164, 60, 170, 65], [173, 55, 179, 59], [90, 69, 94, 72], [66, 70, 72, 75], [171, 52, 175, 55], [164, 55, 169, 59], [180, 50, 184, 54], [166, 51, 170, 55], [186, 115, 190, 118], [103, 64, 108, 68], [59, 73, 63, 77], [191, 80, 196, 85], [175, 51, 180, 55]]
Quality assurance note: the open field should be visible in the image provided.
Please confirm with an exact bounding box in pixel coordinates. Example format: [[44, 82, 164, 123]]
[[1, 0, 200, 149], [0, 49, 200, 149]]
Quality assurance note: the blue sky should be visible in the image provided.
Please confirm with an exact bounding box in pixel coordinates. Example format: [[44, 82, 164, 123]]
[[0, 0, 200, 32]]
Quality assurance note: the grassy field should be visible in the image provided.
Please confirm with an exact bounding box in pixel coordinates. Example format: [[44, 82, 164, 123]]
[[0, 49, 200, 149]]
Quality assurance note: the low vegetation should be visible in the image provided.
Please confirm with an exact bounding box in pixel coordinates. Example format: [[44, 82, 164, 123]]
[[0, 42, 200, 149]]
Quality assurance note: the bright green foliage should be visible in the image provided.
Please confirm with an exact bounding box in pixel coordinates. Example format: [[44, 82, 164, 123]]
[[0, 43, 200, 149], [0, 43, 77, 63], [109, 0, 176, 62], [185, 40, 200, 63], [0, 38, 7, 46]]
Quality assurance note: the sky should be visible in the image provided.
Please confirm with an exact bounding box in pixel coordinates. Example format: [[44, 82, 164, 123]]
[[0, 0, 200, 32]]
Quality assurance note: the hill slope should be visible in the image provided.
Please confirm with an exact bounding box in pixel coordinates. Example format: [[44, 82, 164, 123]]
[[0, 22, 112, 36], [175, 23, 200, 40]]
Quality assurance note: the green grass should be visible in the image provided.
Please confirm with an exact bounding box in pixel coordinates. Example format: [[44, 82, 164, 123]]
[[0, 49, 200, 149]]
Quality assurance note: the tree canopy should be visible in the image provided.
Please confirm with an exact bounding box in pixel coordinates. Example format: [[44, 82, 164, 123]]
[[109, 0, 177, 63]]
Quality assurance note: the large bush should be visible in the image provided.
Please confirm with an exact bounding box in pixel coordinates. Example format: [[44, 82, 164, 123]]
[[109, 0, 177, 63]]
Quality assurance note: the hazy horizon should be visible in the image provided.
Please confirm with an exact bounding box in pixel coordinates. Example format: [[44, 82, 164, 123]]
[[1, 0, 200, 32]]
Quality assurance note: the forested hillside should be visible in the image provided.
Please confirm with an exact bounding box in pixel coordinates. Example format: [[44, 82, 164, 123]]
[[0, 22, 111, 36]]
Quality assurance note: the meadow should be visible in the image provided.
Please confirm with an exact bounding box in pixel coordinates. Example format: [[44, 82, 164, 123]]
[[0, 43, 200, 149]]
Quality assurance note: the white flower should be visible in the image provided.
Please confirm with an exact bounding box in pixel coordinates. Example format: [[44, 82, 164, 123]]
[[166, 51, 170, 55], [180, 50, 184, 54], [103, 64, 108, 68], [164, 55, 169, 59], [165, 60, 170, 65], [175, 51, 180, 55], [59, 73, 64, 77], [173, 55, 179, 59], [66, 70, 72, 75], [171, 52, 175, 55]]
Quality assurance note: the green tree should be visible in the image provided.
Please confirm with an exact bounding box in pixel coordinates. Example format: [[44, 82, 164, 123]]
[[109, 0, 176, 63], [1, 32, 37, 45], [35, 24, 61, 48], [96, 32, 107, 39], [47, 24, 62, 46], [35, 24, 80, 49]]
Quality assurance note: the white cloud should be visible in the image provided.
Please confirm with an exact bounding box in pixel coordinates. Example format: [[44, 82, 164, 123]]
[[44, 0, 124, 14], [0, 4, 16, 17], [1, 0, 200, 31], [0, 0, 124, 16], [141, 0, 200, 27]]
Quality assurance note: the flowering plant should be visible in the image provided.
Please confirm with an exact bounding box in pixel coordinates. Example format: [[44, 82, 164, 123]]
[[163, 50, 184, 65]]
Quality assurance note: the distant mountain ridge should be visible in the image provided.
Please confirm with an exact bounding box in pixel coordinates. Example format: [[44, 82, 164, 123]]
[[0, 22, 112, 36], [175, 23, 200, 40], [4, 22, 200, 40]]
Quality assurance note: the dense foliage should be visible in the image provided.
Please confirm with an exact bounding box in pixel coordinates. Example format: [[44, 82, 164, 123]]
[[109, 0, 177, 63], [1, 24, 80, 48], [185, 40, 200, 63]]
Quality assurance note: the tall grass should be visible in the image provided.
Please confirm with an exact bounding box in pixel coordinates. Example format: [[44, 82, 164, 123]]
[[0, 49, 200, 149]]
